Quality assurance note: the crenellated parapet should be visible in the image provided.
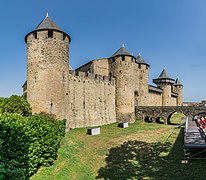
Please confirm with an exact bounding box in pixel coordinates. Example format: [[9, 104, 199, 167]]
[[68, 70, 115, 85]]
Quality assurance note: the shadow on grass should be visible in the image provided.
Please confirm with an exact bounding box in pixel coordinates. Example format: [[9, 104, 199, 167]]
[[96, 128, 206, 180], [96, 140, 171, 180]]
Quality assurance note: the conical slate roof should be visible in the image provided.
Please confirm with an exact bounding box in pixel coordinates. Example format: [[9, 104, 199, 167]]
[[25, 14, 71, 43], [157, 69, 171, 79], [35, 14, 61, 31], [174, 78, 183, 86], [111, 46, 134, 58], [153, 69, 175, 84], [136, 53, 150, 67]]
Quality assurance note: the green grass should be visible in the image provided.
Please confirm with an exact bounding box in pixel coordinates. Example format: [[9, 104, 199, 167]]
[[31, 114, 204, 180]]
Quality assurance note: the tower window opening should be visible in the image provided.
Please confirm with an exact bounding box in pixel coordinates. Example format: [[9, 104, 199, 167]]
[[48, 30, 53, 38], [109, 73, 112, 80], [63, 34, 66, 40], [62, 71, 66, 83], [50, 99, 53, 112], [122, 56, 125, 61], [33, 32, 37, 39], [50, 99, 53, 108], [135, 91, 139, 96], [34, 72, 38, 82], [83, 101, 85, 109], [139, 64, 141, 69]]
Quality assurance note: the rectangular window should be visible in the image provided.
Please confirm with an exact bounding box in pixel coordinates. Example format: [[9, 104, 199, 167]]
[[33, 32, 37, 39], [48, 30, 53, 38]]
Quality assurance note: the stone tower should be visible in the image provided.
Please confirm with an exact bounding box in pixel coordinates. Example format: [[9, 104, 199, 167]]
[[153, 69, 175, 106], [25, 14, 71, 119], [173, 78, 183, 106], [109, 45, 137, 122], [136, 53, 150, 105]]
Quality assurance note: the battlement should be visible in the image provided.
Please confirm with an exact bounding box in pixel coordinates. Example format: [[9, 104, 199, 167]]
[[110, 58, 148, 71], [25, 29, 70, 44], [69, 70, 115, 85]]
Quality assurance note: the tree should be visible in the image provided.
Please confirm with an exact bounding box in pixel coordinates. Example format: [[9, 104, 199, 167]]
[[0, 95, 31, 116]]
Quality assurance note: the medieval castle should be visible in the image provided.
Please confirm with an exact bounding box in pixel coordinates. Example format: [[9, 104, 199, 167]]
[[24, 15, 183, 130]]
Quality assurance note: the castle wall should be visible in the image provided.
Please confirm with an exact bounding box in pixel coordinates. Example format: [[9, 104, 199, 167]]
[[147, 92, 163, 106], [170, 96, 177, 106], [64, 71, 116, 130]]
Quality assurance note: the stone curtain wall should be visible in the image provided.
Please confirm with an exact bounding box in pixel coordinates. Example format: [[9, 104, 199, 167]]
[[147, 92, 162, 106], [64, 71, 116, 130]]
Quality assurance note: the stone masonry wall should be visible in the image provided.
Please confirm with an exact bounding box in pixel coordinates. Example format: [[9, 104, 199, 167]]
[[26, 30, 69, 119], [92, 58, 109, 76], [137, 64, 149, 106], [147, 92, 162, 106], [109, 56, 137, 122], [76, 58, 109, 77], [64, 71, 116, 130]]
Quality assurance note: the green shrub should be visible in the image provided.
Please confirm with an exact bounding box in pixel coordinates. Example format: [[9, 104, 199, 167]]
[[26, 114, 66, 175], [0, 113, 65, 179], [0, 95, 32, 116], [0, 113, 29, 179]]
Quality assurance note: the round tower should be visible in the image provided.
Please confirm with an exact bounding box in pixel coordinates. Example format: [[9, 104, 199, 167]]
[[173, 78, 183, 106], [153, 69, 175, 106], [109, 45, 137, 122], [136, 53, 150, 106], [25, 14, 71, 119]]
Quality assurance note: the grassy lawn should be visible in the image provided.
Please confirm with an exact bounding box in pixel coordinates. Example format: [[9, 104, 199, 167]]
[[31, 114, 204, 180]]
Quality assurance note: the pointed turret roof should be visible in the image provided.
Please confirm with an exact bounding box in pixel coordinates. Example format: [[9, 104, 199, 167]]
[[35, 14, 61, 31], [111, 45, 134, 58], [25, 14, 71, 43], [153, 69, 175, 84], [158, 69, 171, 79], [136, 53, 150, 67], [174, 78, 183, 86]]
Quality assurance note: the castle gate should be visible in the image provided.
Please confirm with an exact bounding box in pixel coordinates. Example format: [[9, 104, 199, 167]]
[[135, 106, 206, 124]]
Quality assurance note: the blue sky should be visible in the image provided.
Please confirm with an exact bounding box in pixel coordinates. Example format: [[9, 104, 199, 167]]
[[0, 0, 206, 102]]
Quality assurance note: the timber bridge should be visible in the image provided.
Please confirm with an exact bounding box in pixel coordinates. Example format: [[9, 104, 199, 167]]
[[135, 106, 206, 124]]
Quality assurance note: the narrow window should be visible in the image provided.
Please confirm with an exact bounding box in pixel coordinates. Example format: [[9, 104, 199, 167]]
[[122, 56, 125, 61], [62, 71, 66, 83], [63, 34, 66, 40], [34, 72, 38, 82], [50, 99, 53, 112], [48, 30, 53, 38], [109, 73, 112, 80], [88, 68, 91, 73], [33, 32, 37, 39], [83, 101, 85, 109]]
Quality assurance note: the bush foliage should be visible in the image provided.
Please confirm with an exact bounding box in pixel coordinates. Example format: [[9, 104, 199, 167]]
[[0, 97, 65, 179], [0, 95, 32, 116]]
